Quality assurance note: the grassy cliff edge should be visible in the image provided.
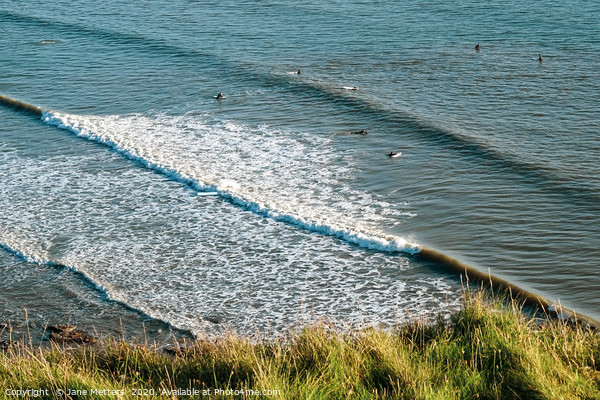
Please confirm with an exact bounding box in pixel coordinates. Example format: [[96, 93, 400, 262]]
[[1, 292, 599, 399]]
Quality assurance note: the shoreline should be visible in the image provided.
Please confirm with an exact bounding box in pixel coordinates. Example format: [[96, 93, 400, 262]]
[[2, 244, 596, 349], [1, 93, 598, 340], [2, 291, 598, 399]]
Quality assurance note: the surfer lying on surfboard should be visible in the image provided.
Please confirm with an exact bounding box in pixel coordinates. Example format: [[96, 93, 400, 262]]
[[351, 129, 368, 135], [388, 151, 401, 158]]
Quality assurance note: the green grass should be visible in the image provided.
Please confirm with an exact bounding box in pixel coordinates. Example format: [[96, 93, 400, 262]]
[[1, 292, 599, 399]]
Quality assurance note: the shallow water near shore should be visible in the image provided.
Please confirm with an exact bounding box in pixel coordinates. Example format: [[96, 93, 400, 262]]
[[1, 1, 598, 339]]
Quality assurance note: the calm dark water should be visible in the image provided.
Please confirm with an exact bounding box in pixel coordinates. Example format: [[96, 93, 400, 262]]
[[1, 0, 598, 338]]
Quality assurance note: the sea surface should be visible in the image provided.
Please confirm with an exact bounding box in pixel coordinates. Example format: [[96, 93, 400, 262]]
[[1, 0, 598, 340]]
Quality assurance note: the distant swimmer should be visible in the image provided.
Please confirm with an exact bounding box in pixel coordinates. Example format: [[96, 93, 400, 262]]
[[475, 43, 480, 51], [351, 129, 368, 135], [538, 53, 543, 62], [216, 92, 224, 100]]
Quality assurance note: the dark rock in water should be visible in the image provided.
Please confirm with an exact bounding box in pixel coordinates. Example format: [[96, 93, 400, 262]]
[[47, 324, 96, 344], [0, 339, 11, 351], [203, 315, 222, 324], [162, 342, 196, 357], [163, 344, 184, 356], [47, 324, 77, 334]]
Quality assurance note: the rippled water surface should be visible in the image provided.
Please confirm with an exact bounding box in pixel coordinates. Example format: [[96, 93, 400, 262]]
[[1, 0, 598, 337]]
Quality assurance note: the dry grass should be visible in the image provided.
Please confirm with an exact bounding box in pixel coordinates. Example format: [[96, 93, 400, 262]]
[[1, 291, 599, 399]]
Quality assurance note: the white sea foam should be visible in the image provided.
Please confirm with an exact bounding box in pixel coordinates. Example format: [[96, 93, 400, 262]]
[[41, 110, 420, 255], [0, 111, 460, 337]]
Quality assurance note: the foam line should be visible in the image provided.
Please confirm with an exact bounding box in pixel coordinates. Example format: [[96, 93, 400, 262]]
[[38, 110, 421, 256], [0, 241, 108, 296], [1, 94, 598, 329], [0, 241, 193, 337]]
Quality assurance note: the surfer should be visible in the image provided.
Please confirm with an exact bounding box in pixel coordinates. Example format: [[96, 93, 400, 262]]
[[388, 151, 397, 157], [351, 129, 368, 135], [352, 86, 358, 90], [538, 53, 543, 62], [475, 43, 480, 51], [297, 69, 301, 75], [216, 92, 224, 100]]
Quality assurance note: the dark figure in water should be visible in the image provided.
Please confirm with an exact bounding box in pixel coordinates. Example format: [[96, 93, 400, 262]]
[[388, 151, 397, 157], [216, 92, 224, 100], [351, 129, 368, 135], [538, 53, 543, 62], [475, 43, 480, 51], [297, 69, 301, 74]]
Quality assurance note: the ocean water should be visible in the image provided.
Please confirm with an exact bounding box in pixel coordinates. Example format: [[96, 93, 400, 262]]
[[1, 0, 598, 338]]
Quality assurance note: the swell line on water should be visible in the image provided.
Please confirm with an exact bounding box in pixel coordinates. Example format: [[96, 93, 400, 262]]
[[0, 10, 234, 72], [2, 95, 599, 329], [276, 80, 600, 205], [0, 94, 43, 117], [3, 9, 597, 202], [2, 93, 418, 254]]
